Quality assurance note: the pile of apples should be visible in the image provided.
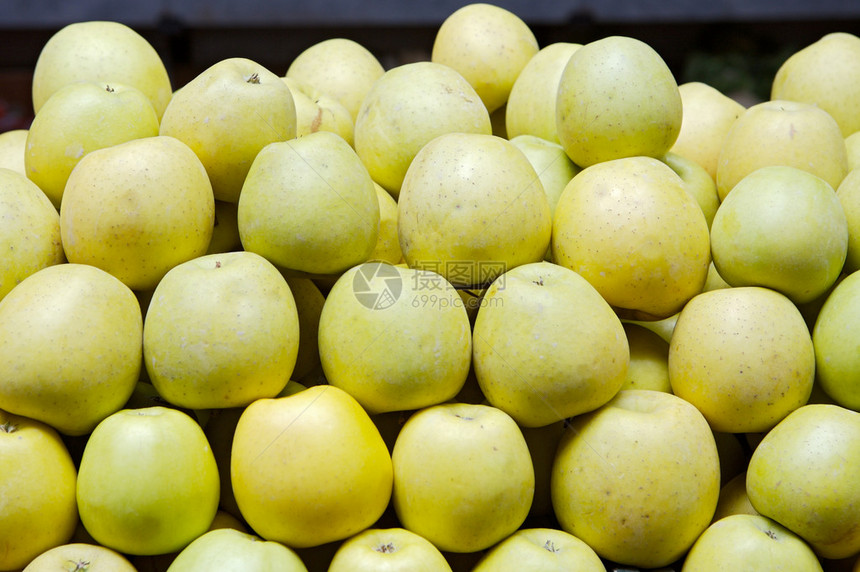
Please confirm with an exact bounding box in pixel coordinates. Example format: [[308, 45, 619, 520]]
[[1, 3, 859, 571]]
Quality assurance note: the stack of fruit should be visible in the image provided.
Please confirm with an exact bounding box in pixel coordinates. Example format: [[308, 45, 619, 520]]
[[1, 3, 858, 571]]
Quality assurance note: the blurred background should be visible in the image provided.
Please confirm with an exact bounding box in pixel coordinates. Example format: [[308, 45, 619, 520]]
[[2, 0, 860, 130]]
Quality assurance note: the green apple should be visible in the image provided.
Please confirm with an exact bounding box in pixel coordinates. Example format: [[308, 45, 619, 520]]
[[472, 528, 605, 572], [0, 411, 78, 571], [812, 269, 860, 410], [143, 251, 300, 409], [669, 286, 814, 433], [505, 42, 581, 144], [282, 76, 354, 146], [166, 529, 307, 572], [392, 402, 534, 553], [0, 129, 27, 176], [508, 134, 581, 218], [711, 165, 848, 304], [369, 181, 403, 265], [286, 38, 385, 122], [0, 168, 64, 303], [318, 262, 471, 414], [772, 32, 860, 137], [76, 407, 219, 556], [231, 385, 393, 548], [712, 472, 760, 523], [551, 389, 720, 569], [22, 543, 137, 572], [670, 81, 746, 181], [716, 99, 848, 200], [238, 130, 379, 276], [662, 150, 721, 228], [472, 261, 629, 427], [160, 57, 297, 203], [25, 80, 159, 208], [552, 156, 710, 320], [60, 135, 214, 291], [398, 132, 552, 288], [206, 200, 241, 255], [556, 35, 682, 167], [621, 323, 671, 393], [431, 3, 539, 113], [31, 20, 172, 120], [0, 263, 141, 435], [353, 61, 491, 197], [746, 404, 860, 559], [327, 528, 452, 572], [702, 260, 732, 292], [682, 514, 824, 571], [282, 277, 326, 382], [837, 169, 860, 274]]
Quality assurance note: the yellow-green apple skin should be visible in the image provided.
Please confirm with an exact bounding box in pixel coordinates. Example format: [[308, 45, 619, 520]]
[[662, 150, 721, 228], [159, 57, 296, 203], [231, 385, 393, 548], [166, 529, 307, 572], [812, 269, 860, 410], [0, 411, 78, 571], [847, 131, 860, 170], [713, 431, 749, 486], [143, 251, 300, 409], [508, 134, 581, 219], [0, 263, 142, 436], [556, 35, 682, 167], [25, 80, 159, 208], [391, 402, 534, 553], [551, 389, 721, 569], [398, 132, 552, 288], [472, 528, 606, 572], [682, 514, 824, 572], [318, 262, 471, 415], [669, 287, 814, 433], [521, 421, 564, 519], [327, 528, 452, 572], [712, 472, 760, 522], [353, 61, 491, 197], [60, 135, 214, 291], [472, 261, 629, 427], [0, 168, 64, 303], [670, 81, 746, 181], [552, 156, 710, 320], [0, 129, 28, 176], [772, 32, 860, 137], [837, 169, 860, 274], [506, 42, 581, 144], [282, 277, 325, 382], [238, 131, 379, 276], [710, 165, 848, 304], [716, 99, 848, 200], [76, 407, 220, 556], [746, 404, 860, 559], [205, 200, 241, 255], [286, 37, 384, 122], [431, 3, 539, 114], [22, 543, 137, 572], [369, 181, 403, 265], [282, 76, 354, 146], [621, 323, 671, 393], [31, 20, 172, 120], [703, 260, 732, 292]]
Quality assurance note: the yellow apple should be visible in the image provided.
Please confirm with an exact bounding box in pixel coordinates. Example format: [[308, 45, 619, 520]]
[[369, 181, 403, 264], [160, 57, 297, 203], [508, 134, 581, 217], [60, 135, 214, 291], [472, 528, 605, 572], [556, 35, 682, 167], [703, 260, 732, 292], [353, 61, 491, 197], [0, 263, 142, 436], [392, 402, 534, 553], [682, 514, 824, 571], [662, 150, 721, 228], [431, 3, 539, 113], [505, 42, 581, 144], [25, 80, 159, 208], [286, 38, 384, 122], [0, 168, 64, 303], [231, 385, 393, 548], [167, 529, 307, 572], [812, 269, 860, 411], [206, 200, 241, 255], [846, 131, 860, 170], [282, 277, 326, 382], [710, 165, 848, 304], [621, 323, 671, 393], [712, 472, 760, 522], [552, 156, 710, 320], [837, 169, 860, 274], [0, 129, 27, 176], [327, 528, 452, 572], [238, 130, 379, 276], [282, 76, 354, 146], [77, 407, 220, 556], [716, 99, 848, 200], [551, 389, 720, 568], [746, 404, 860, 559], [669, 286, 815, 433], [398, 132, 552, 288], [22, 543, 137, 572], [472, 261, 629, 427], [143, 251, 300, 409], [31, 20, 172, 120], [521, 421, 564, 519], [772, 32, 860, 137], [0, 411, 78, 571], [670, 81, 746, 180]]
